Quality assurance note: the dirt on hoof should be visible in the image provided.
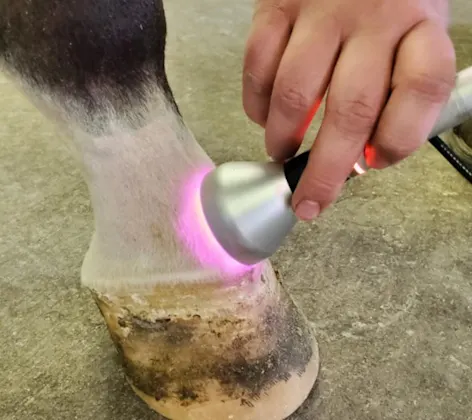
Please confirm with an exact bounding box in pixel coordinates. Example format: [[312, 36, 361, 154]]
[[90, 262, 320, 420]]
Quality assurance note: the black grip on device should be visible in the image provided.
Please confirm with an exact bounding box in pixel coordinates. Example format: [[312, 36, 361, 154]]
[[283, 150, 310, 192], [283, 150, 355, 192]]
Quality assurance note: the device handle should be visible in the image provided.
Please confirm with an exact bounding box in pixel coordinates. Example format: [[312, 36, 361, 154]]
[[283, 149, 360, 192], [283, 66, 472, 192]]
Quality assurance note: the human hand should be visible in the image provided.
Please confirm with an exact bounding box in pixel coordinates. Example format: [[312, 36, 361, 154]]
[[243, 0, 456, 220]]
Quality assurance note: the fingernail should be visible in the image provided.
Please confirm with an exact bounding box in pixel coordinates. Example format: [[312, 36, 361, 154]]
[[295, 200, 320, 221]]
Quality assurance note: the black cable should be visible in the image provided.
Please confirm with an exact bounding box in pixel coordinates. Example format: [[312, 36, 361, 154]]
[[428, 136, 472, 184]]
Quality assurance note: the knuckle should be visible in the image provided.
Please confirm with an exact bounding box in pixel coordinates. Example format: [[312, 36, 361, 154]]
[[275, 80, 312, 114], [406, 72, 455, 103], [255, 0, 291, 23], [243, 65, 273, 97], [375, 136, 419, 164], [329, 98, 379, 137]]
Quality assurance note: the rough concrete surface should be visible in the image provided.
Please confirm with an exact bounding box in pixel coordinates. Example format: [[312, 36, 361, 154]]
[[1, 1, 471, 419]]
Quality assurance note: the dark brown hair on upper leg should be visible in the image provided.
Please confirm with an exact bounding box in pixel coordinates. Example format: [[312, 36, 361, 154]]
[[0, 0, 179, 123]]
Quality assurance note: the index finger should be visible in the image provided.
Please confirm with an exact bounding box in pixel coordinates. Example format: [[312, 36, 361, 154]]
[[292, 34, 394, 219]]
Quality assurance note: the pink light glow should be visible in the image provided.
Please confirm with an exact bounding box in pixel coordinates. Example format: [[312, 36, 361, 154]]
[[177, 166, 257, 278]]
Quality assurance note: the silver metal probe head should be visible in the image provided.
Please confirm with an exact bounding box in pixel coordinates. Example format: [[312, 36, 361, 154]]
[[200, 160, 297, 265]]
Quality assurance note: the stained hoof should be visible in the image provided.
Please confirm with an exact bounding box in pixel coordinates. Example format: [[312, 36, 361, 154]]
[[91, 262, 319, 420]]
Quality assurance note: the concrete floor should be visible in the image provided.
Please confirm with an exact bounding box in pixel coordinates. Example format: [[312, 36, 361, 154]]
[[1, 1, 472, 419]]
